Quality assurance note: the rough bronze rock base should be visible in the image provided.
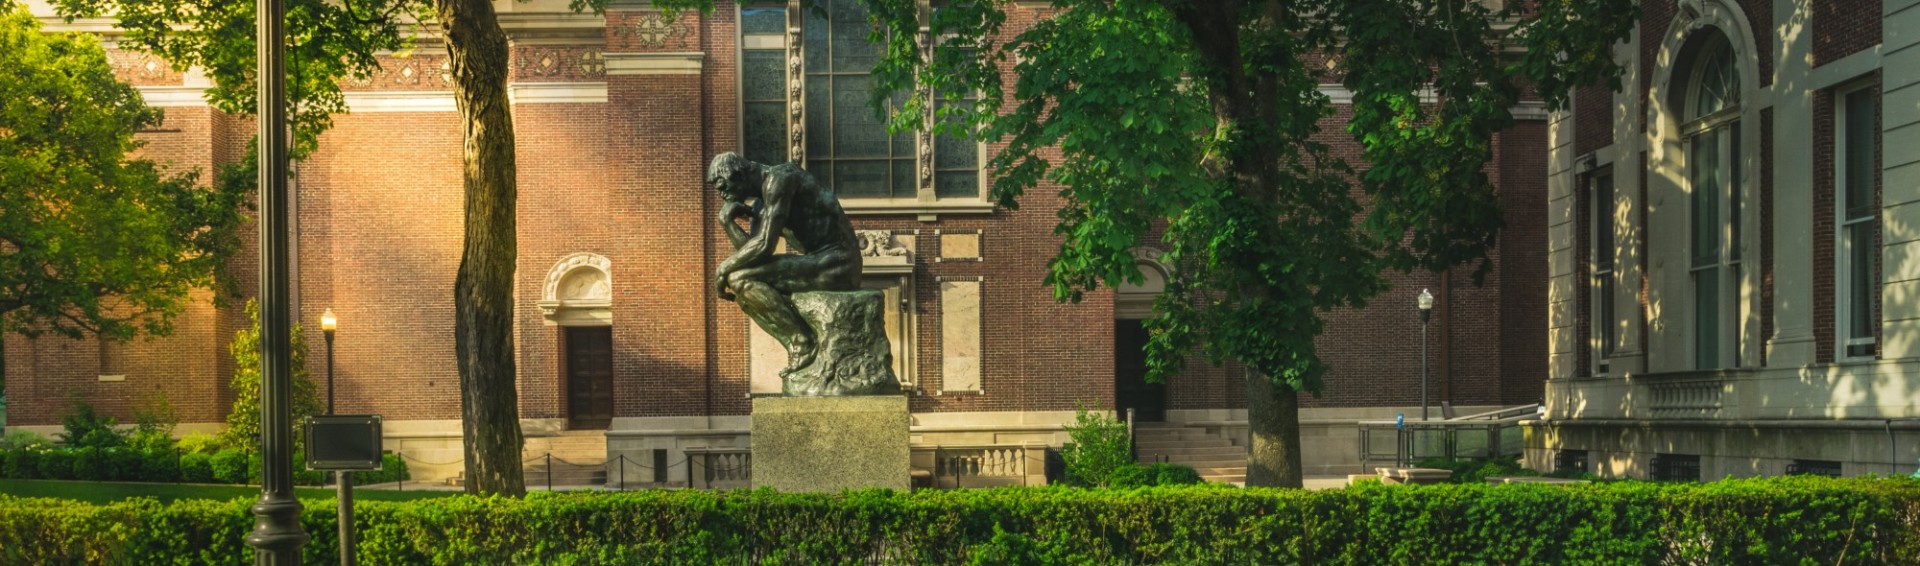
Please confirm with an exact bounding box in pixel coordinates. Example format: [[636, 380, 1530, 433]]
[[752, 395, 910, 492], [784, 290, 900, 396]]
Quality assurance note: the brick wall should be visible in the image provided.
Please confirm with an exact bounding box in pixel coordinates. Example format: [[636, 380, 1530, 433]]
[[1812, 0, 1882, 67], [7, 4, 1555, 427]]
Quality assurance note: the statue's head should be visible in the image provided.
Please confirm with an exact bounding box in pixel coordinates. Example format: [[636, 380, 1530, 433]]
[[707, 152, 760, 201]]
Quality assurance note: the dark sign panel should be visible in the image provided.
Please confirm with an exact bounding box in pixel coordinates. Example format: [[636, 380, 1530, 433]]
[[304, 415, 384, 471]]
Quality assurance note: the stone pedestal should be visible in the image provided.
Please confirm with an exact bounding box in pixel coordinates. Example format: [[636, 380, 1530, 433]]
[[752, 395, 909, 492]]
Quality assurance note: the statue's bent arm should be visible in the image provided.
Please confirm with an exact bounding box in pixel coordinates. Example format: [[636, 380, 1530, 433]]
[[727, 177, 791, 272]]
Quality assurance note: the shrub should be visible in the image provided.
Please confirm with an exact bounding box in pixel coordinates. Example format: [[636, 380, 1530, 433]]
[[107, 448, 145, 481], [0, 477, 1915, 564], [221, 299, 321, 451], [0, 429, 49, 451], [354, 453, 409, 485], [140, 449, 180, 482], [59, 402, 124, 449], [209, 449, 249, 484], [36, 450, 73, 479], [175, 433, 220, 455], [1108, 463, 1204, 488], [4, 449, 40, 479], [1414, 456, 1546, 484], [1059, 406, 1131, 487], [70, 447, 105, 480], [178, 452, 214, 483], [1150, 463, 1202, 485]]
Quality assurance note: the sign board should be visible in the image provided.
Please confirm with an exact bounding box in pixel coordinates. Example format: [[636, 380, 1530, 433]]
[[304, 415, 384, 471]]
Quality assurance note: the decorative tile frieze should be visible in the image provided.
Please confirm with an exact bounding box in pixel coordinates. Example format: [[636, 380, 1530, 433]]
[[609, 11, 695, 52], [342, 54, 455, 91], [513, 46, 606, 81], [107, 50, 183, 86]]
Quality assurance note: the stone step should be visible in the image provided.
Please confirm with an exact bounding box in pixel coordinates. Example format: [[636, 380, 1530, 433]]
[[1135, 439, 1235, 451], [1193, 466, 1247, 475], [1136, 445, 1244, 457]]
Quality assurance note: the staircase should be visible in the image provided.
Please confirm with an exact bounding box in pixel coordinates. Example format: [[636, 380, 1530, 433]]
[[1133, 422, 1246, 484], [446, 430, 609, 489]]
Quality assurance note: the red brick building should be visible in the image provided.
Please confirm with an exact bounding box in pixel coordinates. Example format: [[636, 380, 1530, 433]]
[[4, 0, 1550, 483]]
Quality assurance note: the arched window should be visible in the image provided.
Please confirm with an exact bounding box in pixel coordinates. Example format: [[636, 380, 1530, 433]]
[[1683, 33, 1743, 370]]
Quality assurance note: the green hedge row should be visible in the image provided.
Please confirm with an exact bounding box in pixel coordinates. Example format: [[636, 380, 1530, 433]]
[[0, 448, 407, 487], [1, 477, 1916, 565]]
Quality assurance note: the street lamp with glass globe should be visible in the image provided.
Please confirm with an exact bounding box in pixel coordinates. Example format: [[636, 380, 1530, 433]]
[[321, 308, 336, 414], [1418, 289, 1434, 421]]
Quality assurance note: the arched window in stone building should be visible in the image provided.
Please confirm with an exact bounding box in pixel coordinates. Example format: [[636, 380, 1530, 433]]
[[1682, 32, 1744, 370]]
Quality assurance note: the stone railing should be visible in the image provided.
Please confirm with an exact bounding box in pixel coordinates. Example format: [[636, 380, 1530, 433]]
[[1643, 371, 1729, 419], [685, 447, 752, 490], [913, 443, 1047, 489]]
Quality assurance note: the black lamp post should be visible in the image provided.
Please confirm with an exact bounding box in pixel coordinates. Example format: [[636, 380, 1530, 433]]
[[245, 0, 308, 560], [322, 309, 336, 413], [1418, 288, 1434, 421], [319, 308, 356, 566]]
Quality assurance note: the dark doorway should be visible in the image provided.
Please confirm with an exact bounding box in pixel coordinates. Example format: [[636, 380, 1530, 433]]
[[1114, 319, 1165, 422], [563, 326, 614, 429]]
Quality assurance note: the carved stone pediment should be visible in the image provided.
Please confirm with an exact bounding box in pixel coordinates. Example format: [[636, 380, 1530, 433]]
[[858, 230, 913, 274], [540, 252, 612, 325]]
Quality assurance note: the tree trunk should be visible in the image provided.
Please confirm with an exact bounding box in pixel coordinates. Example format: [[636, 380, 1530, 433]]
[[437, 0, 525, 497], [1168, 1, 1302, 488], [1244, 369, 1304, 487]]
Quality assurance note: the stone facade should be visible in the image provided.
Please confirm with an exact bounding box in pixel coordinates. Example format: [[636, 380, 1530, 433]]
[[4, 0, 1550, 482], [1537, 0, 1920, 480]]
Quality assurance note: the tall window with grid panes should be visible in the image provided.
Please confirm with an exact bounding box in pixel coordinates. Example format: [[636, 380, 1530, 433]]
[[1684, 33, 1744, 370], [738, 1, 984, 209], [1836, 84, 1878, 359]]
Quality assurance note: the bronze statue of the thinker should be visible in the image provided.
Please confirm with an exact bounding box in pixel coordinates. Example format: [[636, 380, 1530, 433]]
[[709, 153, 897, 395]]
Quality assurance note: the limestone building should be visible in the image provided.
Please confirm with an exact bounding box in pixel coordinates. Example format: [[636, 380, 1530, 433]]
[[4, 0, 1552, 484], [1533, 0, 1920, 479]]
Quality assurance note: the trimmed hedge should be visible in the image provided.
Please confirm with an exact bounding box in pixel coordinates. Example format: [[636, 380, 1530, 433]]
[[0, 447, 406, 487], [0, 476, 1916, 565]]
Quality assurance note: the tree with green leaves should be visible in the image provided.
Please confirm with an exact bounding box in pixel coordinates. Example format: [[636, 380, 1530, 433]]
[[752, 0, 1630, 487], [0, 5, 247, 345], [219, 299, 321, 451], [854, 0, 1634, 486], [48, 0, 530, 494]]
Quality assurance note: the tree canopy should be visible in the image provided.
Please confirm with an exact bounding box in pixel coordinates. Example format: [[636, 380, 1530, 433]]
[[843, 0, 1635, 485], [0, 5, 248, 341]]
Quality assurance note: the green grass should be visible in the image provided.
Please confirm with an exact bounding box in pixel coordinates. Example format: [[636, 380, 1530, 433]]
[[0, 479, 456, 504]]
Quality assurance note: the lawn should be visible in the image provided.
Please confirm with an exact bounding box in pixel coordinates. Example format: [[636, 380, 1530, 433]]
[[0, 479, 457, 504]]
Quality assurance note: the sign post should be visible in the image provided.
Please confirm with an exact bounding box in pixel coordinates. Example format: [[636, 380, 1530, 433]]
[[305, 415, 383, 566]]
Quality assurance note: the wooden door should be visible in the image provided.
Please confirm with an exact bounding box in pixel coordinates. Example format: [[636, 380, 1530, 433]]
[[564, 327, 614, 429]]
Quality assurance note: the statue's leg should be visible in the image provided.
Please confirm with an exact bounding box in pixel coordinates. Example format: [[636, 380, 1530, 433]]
[[730, 250, 862, 376], [729, 273, 815, 374]]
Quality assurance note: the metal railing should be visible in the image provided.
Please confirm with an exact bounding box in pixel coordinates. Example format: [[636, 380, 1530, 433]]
[[1358, 404, 1537, 470]]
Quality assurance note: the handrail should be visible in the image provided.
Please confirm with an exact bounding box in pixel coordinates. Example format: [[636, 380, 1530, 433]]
[[1357, 405, 1537, 471]]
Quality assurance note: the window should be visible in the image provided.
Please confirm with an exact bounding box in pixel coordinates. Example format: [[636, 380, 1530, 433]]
[[738, 0, 986, 210], [1837, 85, 1878, 359], [1649, 453, 1701, 482], [740, 7, 788, 166], [1555, 450, 1590, 475], [1590, 170, 1617, 375], [1787, 459, 1842, 477], [1683, 35, 1744, 370]]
